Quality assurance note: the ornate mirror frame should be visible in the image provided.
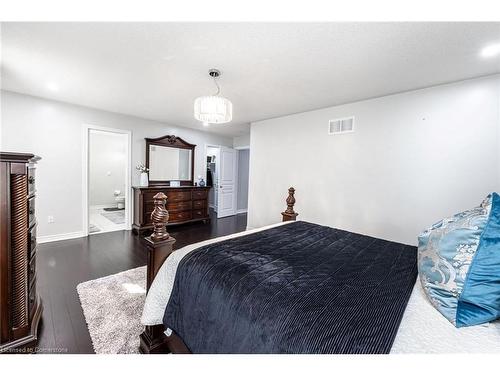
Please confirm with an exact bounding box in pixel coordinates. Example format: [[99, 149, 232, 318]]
[[145, 135, 196, 186]]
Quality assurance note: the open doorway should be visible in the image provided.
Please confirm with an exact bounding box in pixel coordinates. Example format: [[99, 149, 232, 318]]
[[206, 145, 249, 218], [84, 126, 131, 235], [206, 146, 220, 212]]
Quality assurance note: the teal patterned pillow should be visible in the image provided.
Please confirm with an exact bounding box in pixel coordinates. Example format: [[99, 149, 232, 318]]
[[418, 193, 500, 327]]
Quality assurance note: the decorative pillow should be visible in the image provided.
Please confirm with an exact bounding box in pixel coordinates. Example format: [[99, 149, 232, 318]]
[[418, 193, 500, 327]]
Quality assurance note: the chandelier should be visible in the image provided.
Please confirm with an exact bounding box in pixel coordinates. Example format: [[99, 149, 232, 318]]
[[194, 69, 232, 126]]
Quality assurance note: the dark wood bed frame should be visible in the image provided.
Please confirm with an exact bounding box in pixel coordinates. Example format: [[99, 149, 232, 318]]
[[138, 187, 298, 354]]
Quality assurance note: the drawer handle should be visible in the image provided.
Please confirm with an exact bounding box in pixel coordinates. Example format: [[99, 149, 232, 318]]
[[29, 176, 35, 184], [29, 208, 35, 215]]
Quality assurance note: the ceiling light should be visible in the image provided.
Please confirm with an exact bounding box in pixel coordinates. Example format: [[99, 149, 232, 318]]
[[480, 43, 500, 58], [194, 69, 233, 126], [46, 82, 59, 92]]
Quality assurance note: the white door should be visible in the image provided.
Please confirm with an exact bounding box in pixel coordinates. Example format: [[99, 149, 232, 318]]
[[217, 147, 237, 218]]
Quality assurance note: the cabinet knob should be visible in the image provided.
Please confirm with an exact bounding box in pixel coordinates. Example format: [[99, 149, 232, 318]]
[[28, 176, 35, 184]]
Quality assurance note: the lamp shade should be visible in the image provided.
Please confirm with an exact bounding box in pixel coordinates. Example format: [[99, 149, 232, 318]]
[[194, 95, 233, 124]]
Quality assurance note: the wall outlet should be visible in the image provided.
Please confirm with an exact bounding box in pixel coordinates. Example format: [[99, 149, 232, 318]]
[[48, 216, 55, 223]]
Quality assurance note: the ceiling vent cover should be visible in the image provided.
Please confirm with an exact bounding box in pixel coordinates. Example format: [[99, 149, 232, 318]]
[[329, 116, 355, 135]]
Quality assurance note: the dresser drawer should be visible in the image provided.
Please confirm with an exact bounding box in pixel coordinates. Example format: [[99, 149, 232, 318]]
[[145, 200, 193, 213], [166, 191, 192, 202], [143, 201, 155, 213], [28, 167, 36, 196], [143, 190, 167, 201], [167, 201, 192, 212], [28, 197, 36, 227], [193, 200, 205, 209], [192, 189, 208, 200], [28, 224, 37, 259], [193, 209, 208, 219], [29, 282, 37, 319], [144, 211, 153, 225], [144, 190, 192, 203], [29, 254, 37, 288], [169, 210, 192, 223]]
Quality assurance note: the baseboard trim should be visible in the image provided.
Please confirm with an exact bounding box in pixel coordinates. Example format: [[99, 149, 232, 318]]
[[37, 231, 86, 244], [236, 209, 248, 214]]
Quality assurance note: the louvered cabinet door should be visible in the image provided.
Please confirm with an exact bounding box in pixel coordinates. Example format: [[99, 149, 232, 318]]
[[10, 171, 30, 338], [0, 161, 9, 345], [0, 152, 42, 353]]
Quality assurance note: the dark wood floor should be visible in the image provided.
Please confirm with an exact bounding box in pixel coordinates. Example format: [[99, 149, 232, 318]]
[[36, 210, 247, 354]]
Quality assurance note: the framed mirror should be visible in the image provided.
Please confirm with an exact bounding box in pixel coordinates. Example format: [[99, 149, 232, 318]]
[[145, 135, 195, 186]]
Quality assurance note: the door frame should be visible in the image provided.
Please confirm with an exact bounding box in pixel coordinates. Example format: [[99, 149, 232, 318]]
[[82, 123, 132, 236]]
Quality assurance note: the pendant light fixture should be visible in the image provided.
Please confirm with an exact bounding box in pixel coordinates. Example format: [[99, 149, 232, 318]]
[[194, 69, 232, 126]]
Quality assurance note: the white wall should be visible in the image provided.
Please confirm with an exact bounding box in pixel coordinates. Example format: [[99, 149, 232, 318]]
[[89, 130, 127, 207], [248, 75, 500, 245], [0, 90, 233, 240], [233, 134, 250, 149], [237, 149, 250, 211]]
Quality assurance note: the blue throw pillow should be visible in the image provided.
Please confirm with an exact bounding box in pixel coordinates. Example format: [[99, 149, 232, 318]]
[[418, 193, 500, 327]]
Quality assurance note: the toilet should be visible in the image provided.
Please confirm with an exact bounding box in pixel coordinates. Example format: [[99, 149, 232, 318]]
[[114, 190, 125, 209]]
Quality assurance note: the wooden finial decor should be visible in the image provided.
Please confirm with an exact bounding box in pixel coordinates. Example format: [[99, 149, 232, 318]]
[[150, 192, 170, 241], [281, 187, 299, 222], [140, 192, 177, 354]]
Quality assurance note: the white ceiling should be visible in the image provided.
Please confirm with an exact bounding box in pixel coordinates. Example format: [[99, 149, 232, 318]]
[[2, 22, 500, 137]]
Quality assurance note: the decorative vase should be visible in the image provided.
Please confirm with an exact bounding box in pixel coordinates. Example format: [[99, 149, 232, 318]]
[[140, 172, 149, 187]]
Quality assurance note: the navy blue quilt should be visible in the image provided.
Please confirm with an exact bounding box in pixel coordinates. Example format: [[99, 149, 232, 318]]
[[163, 221, 417, 353]]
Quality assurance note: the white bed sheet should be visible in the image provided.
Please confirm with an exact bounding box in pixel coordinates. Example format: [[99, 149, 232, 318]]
[[391, 281, 500, 353], [141, 221, 500, 353]]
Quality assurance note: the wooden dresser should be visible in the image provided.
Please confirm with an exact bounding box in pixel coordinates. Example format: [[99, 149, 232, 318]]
[[0, 152, 42, 353], [132, 186, 210, 234]]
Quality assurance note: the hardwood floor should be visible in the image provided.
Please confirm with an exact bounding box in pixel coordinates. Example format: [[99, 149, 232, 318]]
[[36, 210, 247, 354]]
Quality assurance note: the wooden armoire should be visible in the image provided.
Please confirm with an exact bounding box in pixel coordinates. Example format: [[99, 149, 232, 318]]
[[0, 152, 42, 353]]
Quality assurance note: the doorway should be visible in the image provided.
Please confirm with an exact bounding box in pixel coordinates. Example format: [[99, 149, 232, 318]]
[[83, 125, 131, 235], [206, 145, 250, 218], [206, 146, 220, 212]]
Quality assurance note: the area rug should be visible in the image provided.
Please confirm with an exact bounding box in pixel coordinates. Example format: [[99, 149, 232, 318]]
[[77, 266, 147, 354], [101, 210, 125, 224], [103, 207, 125, 212]]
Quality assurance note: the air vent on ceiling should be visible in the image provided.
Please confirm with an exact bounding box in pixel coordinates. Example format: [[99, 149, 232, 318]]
[[328, 116, 355, 135]]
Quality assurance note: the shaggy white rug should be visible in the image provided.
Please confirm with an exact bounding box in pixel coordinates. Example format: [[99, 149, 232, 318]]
[[77, 266, 147, 354]]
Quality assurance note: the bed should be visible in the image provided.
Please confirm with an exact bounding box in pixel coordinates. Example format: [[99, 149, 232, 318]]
[[138, 188, 500, 354]]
